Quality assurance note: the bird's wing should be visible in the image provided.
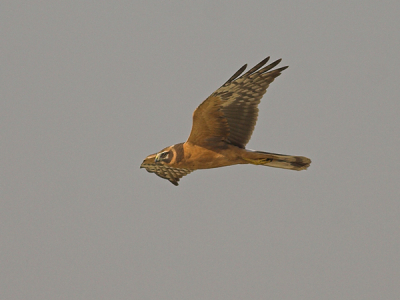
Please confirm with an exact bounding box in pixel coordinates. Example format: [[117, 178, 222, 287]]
[[187, 57, 287, 148], [142, 163, 192, 186], [186, 95, 230, 147]]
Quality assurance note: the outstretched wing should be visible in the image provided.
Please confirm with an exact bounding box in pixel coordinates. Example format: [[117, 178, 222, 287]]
[[187, 57, 288, 148], [142, 164, 192, 186], [186, 96, 230, 147]]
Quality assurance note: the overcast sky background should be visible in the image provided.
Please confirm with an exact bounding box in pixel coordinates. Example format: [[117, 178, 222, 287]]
[[1, 1, 399, 299]]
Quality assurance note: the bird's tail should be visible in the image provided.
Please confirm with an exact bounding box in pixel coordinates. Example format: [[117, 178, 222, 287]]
[[243, 150, 311, 171]]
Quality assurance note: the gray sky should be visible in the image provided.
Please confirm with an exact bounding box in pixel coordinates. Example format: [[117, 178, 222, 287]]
[[1, 1, 399, 299]]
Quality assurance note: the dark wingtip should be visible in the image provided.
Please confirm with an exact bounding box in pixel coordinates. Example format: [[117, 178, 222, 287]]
[[278, 65, 289, 71], [224, 64, 247, 85], [244, 56, 271, 76], [259, 56, 271, 65]]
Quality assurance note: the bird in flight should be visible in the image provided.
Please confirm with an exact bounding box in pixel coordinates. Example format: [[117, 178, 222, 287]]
[[140, 56, 311, 185]]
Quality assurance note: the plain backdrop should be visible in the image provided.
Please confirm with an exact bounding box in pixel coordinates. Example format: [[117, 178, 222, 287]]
[[1, 1, 399, 299]]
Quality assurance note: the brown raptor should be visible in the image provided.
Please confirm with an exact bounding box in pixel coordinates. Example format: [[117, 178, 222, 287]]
[[140, 56, 311, 185]]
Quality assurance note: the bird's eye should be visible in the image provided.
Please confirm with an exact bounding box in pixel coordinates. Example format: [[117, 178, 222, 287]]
[[155, 151, 169, 163]]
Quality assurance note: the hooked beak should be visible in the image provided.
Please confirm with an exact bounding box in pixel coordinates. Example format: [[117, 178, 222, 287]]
[[154, 153, 162, 163], [140, 154, 157, 168]]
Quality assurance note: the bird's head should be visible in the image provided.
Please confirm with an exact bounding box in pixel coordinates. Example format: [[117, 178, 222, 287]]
[[140, 143, 190, 186], [140, 146, 173, 169]]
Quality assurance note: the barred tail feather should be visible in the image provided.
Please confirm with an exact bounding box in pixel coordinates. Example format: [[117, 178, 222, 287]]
[[243, 151, 311, 171]]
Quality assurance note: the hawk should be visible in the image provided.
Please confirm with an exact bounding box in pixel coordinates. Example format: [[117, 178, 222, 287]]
[[140, 56, 311, 185]]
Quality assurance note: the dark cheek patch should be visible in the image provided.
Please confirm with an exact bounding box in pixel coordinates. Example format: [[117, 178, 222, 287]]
[[173, 143, 185, 163]]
